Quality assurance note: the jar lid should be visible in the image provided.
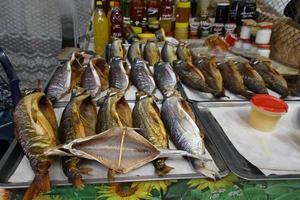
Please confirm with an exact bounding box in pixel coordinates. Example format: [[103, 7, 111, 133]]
[[251, 94, 288, 113], [258, 22, 273, 29], [132, 26, 143, 34], [217, 2, 230, 6], [257, 44, 271, 48], [177, 2, 191, 8], [114, 1, 120, 7], [175, 22, 189, 28], [96, 0, 102, 5]]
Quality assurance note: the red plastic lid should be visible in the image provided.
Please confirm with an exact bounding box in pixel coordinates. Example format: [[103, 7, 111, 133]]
[[114, 1, 120, 7], [251, 94, 288, 113]]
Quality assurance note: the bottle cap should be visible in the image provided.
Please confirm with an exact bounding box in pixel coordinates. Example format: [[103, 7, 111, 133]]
[[96, 0, 102, 6], [110, 1, 114, 7], [114, 1, 120, 7], [175, 22, 189, 28], [177, 2, 191, 8], [251, 94, 288, 113]]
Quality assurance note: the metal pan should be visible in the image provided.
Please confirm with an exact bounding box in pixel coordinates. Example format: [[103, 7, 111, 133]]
[[0, 102, 229, 188], [193, 101, 300, 180]]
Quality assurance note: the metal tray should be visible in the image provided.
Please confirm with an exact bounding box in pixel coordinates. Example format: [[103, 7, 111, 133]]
[[193, 101, 300, 180], [0, 103, 229, 189], [178, 81, 300, 103]]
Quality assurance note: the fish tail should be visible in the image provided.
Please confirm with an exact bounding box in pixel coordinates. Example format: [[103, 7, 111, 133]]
[[241, 90, 254, 99], [70, 173, 84, 190], [153, 159, 174, 176], [23, 171, 50, 200], [192, 159, 220, 180]]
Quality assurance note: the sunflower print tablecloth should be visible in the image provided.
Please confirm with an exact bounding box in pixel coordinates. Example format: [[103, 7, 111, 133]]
[[3, 173, 300, 200]]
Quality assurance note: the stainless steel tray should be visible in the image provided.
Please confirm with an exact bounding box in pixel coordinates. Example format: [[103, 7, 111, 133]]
[[193, 101, 300, 180], [0, 103, 229, 188]]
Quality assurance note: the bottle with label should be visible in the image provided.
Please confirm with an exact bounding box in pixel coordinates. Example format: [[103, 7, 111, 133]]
[[130, 0, 145, 27], [175, 1, 191, 23], [111, 1, 123, 38], [107, 1, 115, 40], [93, 0, 109, 56], [121, 0, 130, 18], [228, 0, 243, 23], [160, 0, 174, 36], [240, 0, 256, 24], [147, 0, 160, 32], [102, 0, 111, 15]]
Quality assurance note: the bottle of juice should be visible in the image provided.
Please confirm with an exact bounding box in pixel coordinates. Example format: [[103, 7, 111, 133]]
[[111, 1, 123, 38], [160, 0, 174, 36], [107, 1, 115, 40], [93, 0, 109, 56]]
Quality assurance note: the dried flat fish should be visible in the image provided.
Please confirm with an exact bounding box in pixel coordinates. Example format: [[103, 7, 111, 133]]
[[59, 88, 97, 189], [46, 127, 203, 174], [14, 91, 58, 200], [96, 90, 132, 133], [133, 92, 173, 175]]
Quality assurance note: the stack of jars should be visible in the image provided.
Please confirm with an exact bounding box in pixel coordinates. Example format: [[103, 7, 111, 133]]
[[238, 20, 273, 58], [174, 0, 191, 41]]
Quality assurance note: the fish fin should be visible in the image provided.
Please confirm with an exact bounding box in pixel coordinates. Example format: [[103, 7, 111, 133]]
[[23, 172, 50, 200], [79, 167, 93, 175], [107, 169, 115, 181], [240, 90, 254, 99], [153, 159, 173, 176], [71, 173, 85, 190], [155, 164, 174, 176]]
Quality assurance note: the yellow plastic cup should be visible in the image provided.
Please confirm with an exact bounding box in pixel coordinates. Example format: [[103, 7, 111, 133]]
[[248, 94, 288, 132]]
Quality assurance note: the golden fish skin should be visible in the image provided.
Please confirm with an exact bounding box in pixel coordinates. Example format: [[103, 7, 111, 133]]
[[176, 42, 193, 62], [237, 62, 268, 94], [109, 38, 126, 60], [13, 92, 58, 200], [70, 52, 85, 88], [196, 57, 225, 98], [133, 92, 173, 175], [128, 40, 142, 65], [96, 91, 132, 133], [174, 60, 216, 94], [161, 41, 178, 64], [143, 41, 160, 66], [251, 59, 289, 98], [219, 60, 254, 99], [59, 88, 97, 189], [91, 57, 110, 91]]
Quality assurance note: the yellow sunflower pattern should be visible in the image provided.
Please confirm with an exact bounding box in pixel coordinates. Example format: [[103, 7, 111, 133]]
[[132, 180, 178, 193], [188, 173, 239, 191], [96, 183, 152, 200]]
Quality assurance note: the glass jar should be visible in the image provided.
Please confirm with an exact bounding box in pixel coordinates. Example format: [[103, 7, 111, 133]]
[[175, 1, 191, 23], [255, 23, 273, 44], [257, 44, 271, 58], [174, 22, 189, 40]]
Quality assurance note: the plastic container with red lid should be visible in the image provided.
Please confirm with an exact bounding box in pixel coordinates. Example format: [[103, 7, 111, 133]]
[[248, 94, 288, 132]]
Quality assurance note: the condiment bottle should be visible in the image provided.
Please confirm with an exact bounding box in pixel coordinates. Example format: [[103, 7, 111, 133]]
[[240, 0, 256, 23], [255, 23, 273, 44], [121, 0, 130, 18], [215, 1, 230, 24], [228, 0, 243, 24], [130, 0, 145, 27], [102, 0, 111, 15], [147, 0, 160, 32], [175, 1, 191, 23], [107, 1, 115, 39], [160, 0, 174, 36], [111, 1, 123, 38], [174, 22, 189, 41], [257, 44, 271, 58], [93, 0, 109, 56]]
